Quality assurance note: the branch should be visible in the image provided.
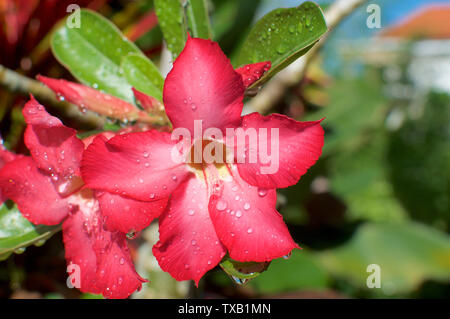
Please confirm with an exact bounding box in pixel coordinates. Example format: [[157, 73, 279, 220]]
[[0, 65, 166, 126], [245, 0, 368, 114], [0, 64, 105, 126]]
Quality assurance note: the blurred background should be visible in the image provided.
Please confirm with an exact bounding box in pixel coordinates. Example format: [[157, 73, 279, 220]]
[[0, 0, 449, 299]]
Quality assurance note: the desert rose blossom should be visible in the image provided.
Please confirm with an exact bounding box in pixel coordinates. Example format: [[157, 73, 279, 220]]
[[0, 97, 168, 298], [81, 37, 324, 285], [0, 144, 23, 204]]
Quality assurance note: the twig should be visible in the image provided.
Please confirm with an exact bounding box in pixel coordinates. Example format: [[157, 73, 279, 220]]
[[0, 65, 166, 126], [0, 64, 104, 126], [245, 0, 368, 114]]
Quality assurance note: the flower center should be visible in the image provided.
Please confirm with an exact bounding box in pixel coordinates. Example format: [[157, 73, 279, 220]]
[[186, 139, 230, 171]]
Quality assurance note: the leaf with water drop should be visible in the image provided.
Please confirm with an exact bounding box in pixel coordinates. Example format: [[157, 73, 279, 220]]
[[220, 255, 270, 284], [0, 202, 60, 261], [154, 0, 187, 59], [234, 1, 327, 89], [51, 9, 145, 103]]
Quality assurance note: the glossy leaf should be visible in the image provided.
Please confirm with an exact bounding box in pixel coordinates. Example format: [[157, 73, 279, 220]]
[[121, 53, 164, 101], [234, 1, 327, 88], [185, 0, 213, 39], [0, 202, 60, 261], [51, 9, 144, 102], [318, 222, 450, 295], [154, 0, 187, 59], [220, 256, 270, 285]]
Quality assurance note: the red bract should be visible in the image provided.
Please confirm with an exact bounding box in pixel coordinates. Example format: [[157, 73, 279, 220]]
[[0, 97, 168, 298], [81, 37, 324, 285]]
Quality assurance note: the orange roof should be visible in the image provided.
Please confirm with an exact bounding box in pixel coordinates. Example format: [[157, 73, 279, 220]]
[[381, 5, 450, 39]]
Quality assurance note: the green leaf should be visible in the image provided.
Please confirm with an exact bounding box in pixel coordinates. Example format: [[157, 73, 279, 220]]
[[318, 222, 450, 295], [234, 1, 327, 88], [51, 9, 144, 102], [220, 256, 270, 285], [387, 92, 450, 229], [185, 0, 213, 39], [0, 202, 60, 261], [251, 250, 329, 294], [329, 132, 408, 223], [304, 75, 387, 156], [154, 0, 187, 59], [121, 53, 164, 101]]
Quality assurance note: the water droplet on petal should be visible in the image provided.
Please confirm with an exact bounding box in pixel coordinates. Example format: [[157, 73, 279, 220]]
[[216, 200, 227, 211], [258, 188, 268, 197]]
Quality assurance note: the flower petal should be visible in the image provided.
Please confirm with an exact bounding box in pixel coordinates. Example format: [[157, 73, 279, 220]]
[[97, 191, 168, 234], [0, 144, 20, 165], [153, 176, 226, 285], [0, 145, 22, 204], [63, 196, 146, 299], [23, 96, 85, 179], [208, 166, 298, 262], [235, 61, 271, 89], [235, 113, 324, 189], [82, 132, 191, 202], [38, 75, 142, 121], [94, 231, 147, 299], [63, 211, 101, 295], [0, 157, 70, 225], [132, 88, 163, 112], [163, 37, 244, 134]]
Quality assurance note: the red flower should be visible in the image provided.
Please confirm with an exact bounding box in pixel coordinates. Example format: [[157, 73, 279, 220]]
[[0, 97, 168, 298], [0, 144, 22, 204], [81, 37, 324, 285]]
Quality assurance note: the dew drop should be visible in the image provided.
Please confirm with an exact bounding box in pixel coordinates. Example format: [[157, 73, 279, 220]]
[[283, 252, 292, 259], [216, 200, 227, 211], [231, 276, 248, 286], [14, 247, 26, 254], [258, 188, 268, 197]]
